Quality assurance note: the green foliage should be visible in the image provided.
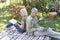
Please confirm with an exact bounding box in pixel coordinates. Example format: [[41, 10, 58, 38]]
[[27, 0, 47, 13], [48, 0, 60, 16], [48, 0, 60, 11], [26, 0, 60, 16], [39, 16, 60, 32], [0, 0, 6, 3]]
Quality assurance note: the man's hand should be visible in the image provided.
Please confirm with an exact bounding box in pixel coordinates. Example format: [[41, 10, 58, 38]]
[[39, 16, 43, 21]]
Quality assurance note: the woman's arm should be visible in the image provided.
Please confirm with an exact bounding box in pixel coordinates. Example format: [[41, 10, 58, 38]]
[[17, 21, 21, 25]]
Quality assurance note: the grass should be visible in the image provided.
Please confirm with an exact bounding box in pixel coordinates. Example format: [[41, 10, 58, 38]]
[[0, 5, 12, 32], [0, 5, 60, 40], [39, 16, 60, 32]]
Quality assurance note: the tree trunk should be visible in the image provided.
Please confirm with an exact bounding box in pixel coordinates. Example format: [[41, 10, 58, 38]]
[[23, 0, 26, 6]]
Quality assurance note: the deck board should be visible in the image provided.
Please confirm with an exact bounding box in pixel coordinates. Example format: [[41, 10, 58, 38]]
[[21, 34, 30, 40], [0, 30, 50, 40], [0, 32, 50, 40], [44, 36, 50, 40], [38, 36, 45, 40], [0, 31, 11, 39], [0, 36, 10, 40], [32, 37, 39, 40], [9, 32, 18, 39], [27, 36, 34, 40], [16, 32, 27, 40], [10, 32, 22, 40], [0, 32, 14, 40]]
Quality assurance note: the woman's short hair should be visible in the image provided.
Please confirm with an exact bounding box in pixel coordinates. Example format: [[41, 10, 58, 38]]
[[20, 8, 28, 16]]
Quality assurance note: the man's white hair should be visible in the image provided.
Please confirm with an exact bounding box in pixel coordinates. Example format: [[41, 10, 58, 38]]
[[31, 8, 38, 13], [20, 8, 28, 16]]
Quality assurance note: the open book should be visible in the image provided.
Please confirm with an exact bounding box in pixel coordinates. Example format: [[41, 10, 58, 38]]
[[9, 19, 17, 24]]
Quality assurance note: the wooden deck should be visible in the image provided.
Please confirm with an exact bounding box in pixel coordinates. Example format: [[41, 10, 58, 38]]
[[0, 29, 50, 40]]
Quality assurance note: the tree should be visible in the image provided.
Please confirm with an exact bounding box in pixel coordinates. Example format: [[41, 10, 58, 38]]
[[23, 0, 26, 6], [0, 0, 6, 3]]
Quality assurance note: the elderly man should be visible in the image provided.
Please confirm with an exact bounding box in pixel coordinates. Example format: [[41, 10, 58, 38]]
[[26, 8, 60, 39]]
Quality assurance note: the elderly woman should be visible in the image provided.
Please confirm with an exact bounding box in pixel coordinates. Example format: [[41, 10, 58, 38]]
[[14, 8, 28, 33], [26, 8, 60, 39], [6, 8, 28, 33]]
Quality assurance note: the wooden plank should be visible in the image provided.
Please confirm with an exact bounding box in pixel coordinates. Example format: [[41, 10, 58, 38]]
[[8, 32, 18, 39], [0, 30, 10, 36], [0, 29, 14, 36], [0, 31, 14, 39], [0, 32, 1, 33], [44, 36, 50, 40], [0, 28, 50, 40], [39, 36, 44, 40], [0, 32, 7, 39], [38, 36, 45, 40], [10, 32, 22, 40], [0, 32, 5, 36], [0, 31, 10, 39], [27, 36, 34, 40], [8, 31, 14, 35], [0, 36, 10, 40], [16, 32, 27, 40], [0, 29, 14, 39], [10, 34, 21, 40], [21, 35, 30, 40], [32, 37, 39, 40]]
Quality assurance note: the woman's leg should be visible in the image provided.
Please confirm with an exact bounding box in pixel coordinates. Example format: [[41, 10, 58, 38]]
[[14, 24, 26, 33], [6, 23, 13, 28]]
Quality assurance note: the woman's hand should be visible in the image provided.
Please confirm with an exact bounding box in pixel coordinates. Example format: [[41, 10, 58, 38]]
[[17, 22, 21, 25], [15, 22, 18, 25], [20, 21, 25, 29]]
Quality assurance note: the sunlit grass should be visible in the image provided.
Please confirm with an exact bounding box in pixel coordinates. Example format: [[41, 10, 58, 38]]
[[0, 5, 12, 32], [0, 0, 10, 8], [55, 24, 59, 27], [0, 3, 5, 8]]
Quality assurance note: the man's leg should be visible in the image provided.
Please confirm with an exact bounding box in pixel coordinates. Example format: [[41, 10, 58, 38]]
[[34, 27, 48, 36], [47, 28, 60, 39], [34, 27, 50, 40]]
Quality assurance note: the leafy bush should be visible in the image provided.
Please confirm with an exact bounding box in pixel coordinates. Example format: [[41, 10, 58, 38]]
[[48, 0, 60, 16]]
